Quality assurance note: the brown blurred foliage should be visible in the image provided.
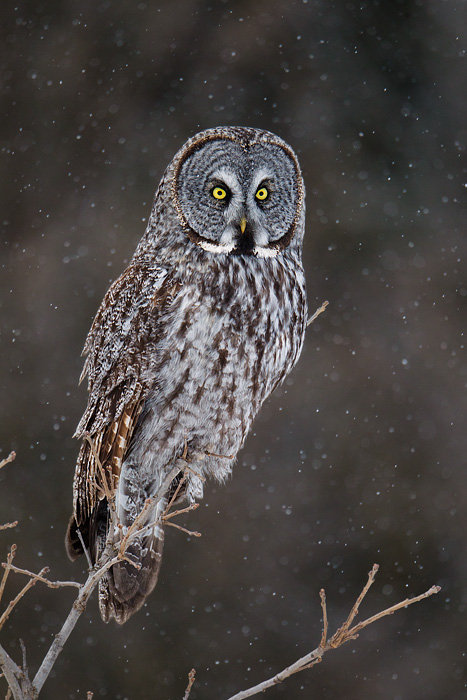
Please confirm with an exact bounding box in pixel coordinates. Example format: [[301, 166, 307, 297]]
[[1, 1, 466, 698]]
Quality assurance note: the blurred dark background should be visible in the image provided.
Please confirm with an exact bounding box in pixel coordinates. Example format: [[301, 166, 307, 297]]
[[1, 1, 466, 698]]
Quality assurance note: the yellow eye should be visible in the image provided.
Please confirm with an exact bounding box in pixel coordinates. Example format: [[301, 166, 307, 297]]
[[212, 187, 227, 200], [256, 187, 269, 201]]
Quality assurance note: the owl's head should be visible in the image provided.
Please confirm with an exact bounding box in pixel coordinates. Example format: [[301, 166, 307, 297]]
[[171, 127, 305, 258]]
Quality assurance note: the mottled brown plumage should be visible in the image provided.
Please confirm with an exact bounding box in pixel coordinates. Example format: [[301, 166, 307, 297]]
[[66, 127, 307, 623]]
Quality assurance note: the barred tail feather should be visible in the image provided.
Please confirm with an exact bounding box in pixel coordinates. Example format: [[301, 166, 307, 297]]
[[98, 520, 165, 625]]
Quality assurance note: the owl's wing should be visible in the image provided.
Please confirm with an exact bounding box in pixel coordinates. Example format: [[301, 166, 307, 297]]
[[70, 262, 180, 536]]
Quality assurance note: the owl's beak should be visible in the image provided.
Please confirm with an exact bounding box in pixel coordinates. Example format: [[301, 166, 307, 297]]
[[239, 216, 247, 234]]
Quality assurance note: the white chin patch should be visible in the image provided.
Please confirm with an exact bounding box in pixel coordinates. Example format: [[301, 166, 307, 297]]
[[197, 240, 235, 254], [253, 246, 279, 258], [196, 239, 279, 258]]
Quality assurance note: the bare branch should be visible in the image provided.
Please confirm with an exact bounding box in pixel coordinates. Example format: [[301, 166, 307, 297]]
[[224, 567, 440, 700], [76, 528, 93, 570], [163, 502, 199, 521], [0, 454, 18, 533], [306, 300, 328, 327], [31, 554, 121, 695], [32, 465, 183, 695], [181, 464, 206, 482], [18, 643, 27, 686], [163, 472, 187, 516], [0, 645, 24, 700], [163, 521, 202, 538], [319, 589, 328, 648], [345, 584, 441, 640], [330, 562, 379, 647], [1, 564, 80, 590], [0, 568, 49, 632], [0, 443, 440, 700], [0, 454, 16, 471], [0, 547, 16, 607], [204, 451, 234, 460], [182, 669, 196, 700]]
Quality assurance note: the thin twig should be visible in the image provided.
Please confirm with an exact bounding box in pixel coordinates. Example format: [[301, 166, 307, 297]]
[[76, 527, 93, 570], [181, 464, 206, 482], [163, 500, 201, 536], [163, 502, 199, 521], [224, 567, 440, 700], [164, 471, 187, 516], [204, 451, 234, 460], [1, 564, 81, 590], [0, 546, 16, 606], [181, 437, 189, 462], [32, 555, 120, 694], [345, 585, 441, 640], [0, 453, 17, 533], [18, 642, 27, 683], [319, 589, 328, 648], [330, 562, 379, 647], [306, 300, 328, 326], [0, 453, 16, 471], [0, 568, 49, 632], [182, 669, 196, 700], [164, 521, 202, 538]]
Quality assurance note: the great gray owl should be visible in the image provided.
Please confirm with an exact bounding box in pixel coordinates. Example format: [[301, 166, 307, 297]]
[[66, 126, 307, 624]]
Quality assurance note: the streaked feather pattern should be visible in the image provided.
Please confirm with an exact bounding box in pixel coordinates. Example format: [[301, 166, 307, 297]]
[[66, 127, 307, 624]]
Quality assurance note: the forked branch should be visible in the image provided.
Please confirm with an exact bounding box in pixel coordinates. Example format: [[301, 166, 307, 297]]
[[217, 565, 440, 700], [1, 445, 441, 700], [0, 448, 193, 699]]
